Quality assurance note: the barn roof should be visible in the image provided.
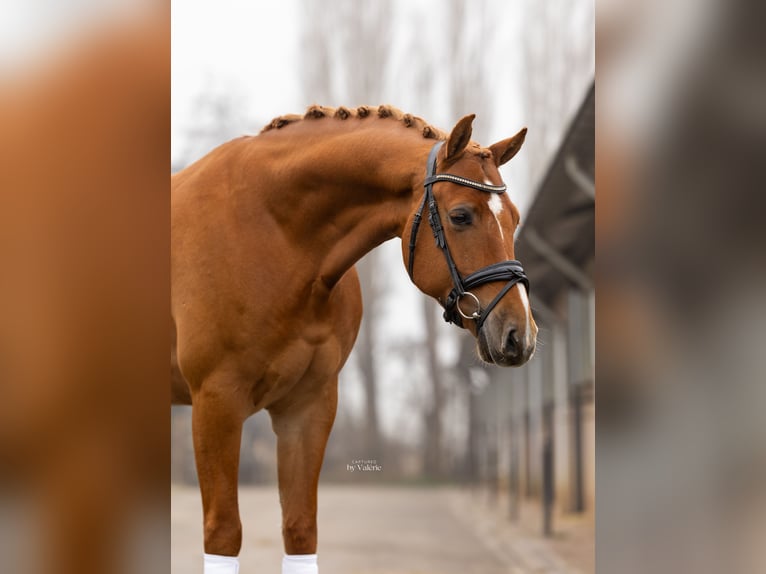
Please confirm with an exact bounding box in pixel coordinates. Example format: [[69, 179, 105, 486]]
[[516, 81, 595, 313]]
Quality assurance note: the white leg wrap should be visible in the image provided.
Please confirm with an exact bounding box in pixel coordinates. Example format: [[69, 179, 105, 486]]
[[204, 553, 240, 574], [282, 553, 318, 574]]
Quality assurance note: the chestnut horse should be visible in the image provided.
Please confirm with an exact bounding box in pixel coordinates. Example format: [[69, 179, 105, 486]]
[[171, 105, 537, 573]]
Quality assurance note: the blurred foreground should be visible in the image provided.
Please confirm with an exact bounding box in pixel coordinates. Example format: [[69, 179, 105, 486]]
[[0, 3, 169, 574], [596, 0, 766, 572]]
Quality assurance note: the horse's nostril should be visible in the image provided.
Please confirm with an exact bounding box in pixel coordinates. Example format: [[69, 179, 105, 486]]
[[505, 328, 519, 354]]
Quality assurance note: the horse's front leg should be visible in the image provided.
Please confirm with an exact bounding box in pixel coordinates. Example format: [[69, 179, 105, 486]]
[[192, 379, 248, 574], [269, 379, 338, 574]]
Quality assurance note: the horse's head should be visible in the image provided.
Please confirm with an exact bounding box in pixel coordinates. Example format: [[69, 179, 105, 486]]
[[403, 115, 537, 367]]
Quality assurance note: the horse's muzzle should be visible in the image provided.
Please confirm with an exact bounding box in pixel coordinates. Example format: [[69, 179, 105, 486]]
[[477, 319, 536, 367]]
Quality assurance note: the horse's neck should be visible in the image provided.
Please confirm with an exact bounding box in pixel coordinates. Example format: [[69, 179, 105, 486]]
[[261, 127, 430, 291]]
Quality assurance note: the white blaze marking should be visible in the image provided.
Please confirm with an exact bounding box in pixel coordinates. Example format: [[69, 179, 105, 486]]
[[486, 187, 531, 351], [516, 283, 531, 346], [487, 194, 505, 242]]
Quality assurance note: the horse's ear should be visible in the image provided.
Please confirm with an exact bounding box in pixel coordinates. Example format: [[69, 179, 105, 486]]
[[489, 127, 527, 167], [446, 114, 476, 160]]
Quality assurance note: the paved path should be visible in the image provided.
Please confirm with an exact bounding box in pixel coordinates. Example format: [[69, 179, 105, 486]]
[[172, 485, 589, 573]]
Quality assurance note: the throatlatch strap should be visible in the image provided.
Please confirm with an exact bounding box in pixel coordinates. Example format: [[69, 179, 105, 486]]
[[408, 142, 444, 280], [407, 194, 427, 279]]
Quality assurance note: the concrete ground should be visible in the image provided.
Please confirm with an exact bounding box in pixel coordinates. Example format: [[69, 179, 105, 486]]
[[172, 485, 592, 574]]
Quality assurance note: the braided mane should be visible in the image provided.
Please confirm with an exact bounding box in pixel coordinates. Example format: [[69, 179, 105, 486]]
[[260, 104, 447, 140]]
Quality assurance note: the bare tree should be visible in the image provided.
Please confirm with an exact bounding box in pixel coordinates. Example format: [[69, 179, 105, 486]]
[[298, 0, 393, 460], [177, 86, 248, 167], [446, 0, 491, 133], [521, 0, 594, 184], [416, 0, 497, 479], [299, 2, 334, 104], [354, 256, 383, 456], [421, 299, 446, 477]]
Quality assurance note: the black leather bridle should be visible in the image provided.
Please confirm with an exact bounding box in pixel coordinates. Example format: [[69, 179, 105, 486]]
[[407, 141, 529, 331]]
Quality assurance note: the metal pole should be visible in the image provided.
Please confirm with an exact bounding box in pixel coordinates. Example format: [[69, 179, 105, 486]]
[[571, 382, 585, 512], [542, 404, 555, 537], [509, 418, 520, 521]]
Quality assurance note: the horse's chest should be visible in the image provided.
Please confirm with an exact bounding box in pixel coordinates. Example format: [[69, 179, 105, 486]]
[[251, 334, 342, 409]]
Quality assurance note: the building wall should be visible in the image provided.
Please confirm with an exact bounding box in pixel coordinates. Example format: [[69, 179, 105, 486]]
[[478, 282, 594, 533]]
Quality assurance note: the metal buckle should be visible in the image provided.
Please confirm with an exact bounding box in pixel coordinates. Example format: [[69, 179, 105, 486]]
[[456, 291, 482, 321]]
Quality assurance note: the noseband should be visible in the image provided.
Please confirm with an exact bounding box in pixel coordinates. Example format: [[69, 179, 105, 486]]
[[407, 141, 529, 331]]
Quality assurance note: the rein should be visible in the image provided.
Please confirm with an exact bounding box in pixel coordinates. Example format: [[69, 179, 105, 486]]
[[407, 141, 529, 331]]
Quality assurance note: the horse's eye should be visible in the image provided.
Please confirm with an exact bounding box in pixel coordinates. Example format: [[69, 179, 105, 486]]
[[449, 210, 472, 226]]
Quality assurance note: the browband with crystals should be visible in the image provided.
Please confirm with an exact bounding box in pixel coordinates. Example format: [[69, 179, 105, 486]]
[[423, 173, 507, 194]]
